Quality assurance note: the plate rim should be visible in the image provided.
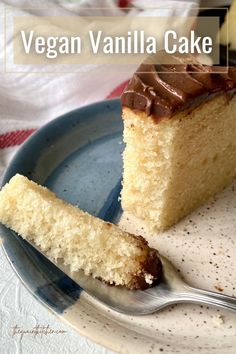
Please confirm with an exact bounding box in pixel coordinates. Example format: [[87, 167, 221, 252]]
[[1, 97, 120, 188]]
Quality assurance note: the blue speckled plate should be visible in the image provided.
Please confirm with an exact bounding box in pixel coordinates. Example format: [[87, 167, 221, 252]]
[[1, 99, 236, 354]]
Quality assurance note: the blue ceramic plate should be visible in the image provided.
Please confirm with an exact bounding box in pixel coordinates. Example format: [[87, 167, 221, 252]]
[[1, 99, 236, 354], [0, 98, 123, 313]]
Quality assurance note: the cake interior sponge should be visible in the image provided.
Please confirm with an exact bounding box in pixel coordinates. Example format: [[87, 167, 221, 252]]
[[121, 94, 236, 232], [0, 174, 161, 289]]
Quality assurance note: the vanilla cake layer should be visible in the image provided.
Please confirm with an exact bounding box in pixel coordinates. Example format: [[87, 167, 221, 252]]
[[122, 94, 236, 232], [0, 175, 161, 289]]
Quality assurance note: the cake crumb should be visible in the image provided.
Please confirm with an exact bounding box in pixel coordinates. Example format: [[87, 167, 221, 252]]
[[212, 314, 224, 326], [215, 285, 224, 292], [145, 273, 154, 285]]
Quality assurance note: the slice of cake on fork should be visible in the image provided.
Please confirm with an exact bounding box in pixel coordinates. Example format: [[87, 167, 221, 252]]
[[0, 174, 162, 289], [121, 52, 236, 232]]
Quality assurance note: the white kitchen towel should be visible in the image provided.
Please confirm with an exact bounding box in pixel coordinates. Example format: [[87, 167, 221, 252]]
[[0, 0, 199, 179]]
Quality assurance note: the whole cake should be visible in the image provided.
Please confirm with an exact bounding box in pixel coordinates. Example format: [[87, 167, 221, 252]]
[[0, 174, 162, 289], [121, 52, 236, 232]]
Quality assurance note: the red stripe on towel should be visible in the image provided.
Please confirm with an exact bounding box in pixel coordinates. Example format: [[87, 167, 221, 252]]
[[118, 0, 130, 8], [0, 129, 36, 149]]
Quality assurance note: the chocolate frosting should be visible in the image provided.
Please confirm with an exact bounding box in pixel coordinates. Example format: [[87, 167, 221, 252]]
[[121, 52, 236, 122]]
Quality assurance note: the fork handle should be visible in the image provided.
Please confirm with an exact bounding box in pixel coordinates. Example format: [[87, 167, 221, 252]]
[[181, 286, 236, 312]]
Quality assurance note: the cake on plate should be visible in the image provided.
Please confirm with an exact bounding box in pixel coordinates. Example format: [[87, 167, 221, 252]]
[[121, 52, 236, 232], [0, 174, 162, 289]]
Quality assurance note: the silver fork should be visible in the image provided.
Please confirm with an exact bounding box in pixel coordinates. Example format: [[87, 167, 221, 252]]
[[30, 239, 236, 315]]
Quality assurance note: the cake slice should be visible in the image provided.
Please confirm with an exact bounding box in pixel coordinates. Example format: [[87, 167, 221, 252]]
[[121, 52, 236, 232], [0, 174, 161, 289]]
